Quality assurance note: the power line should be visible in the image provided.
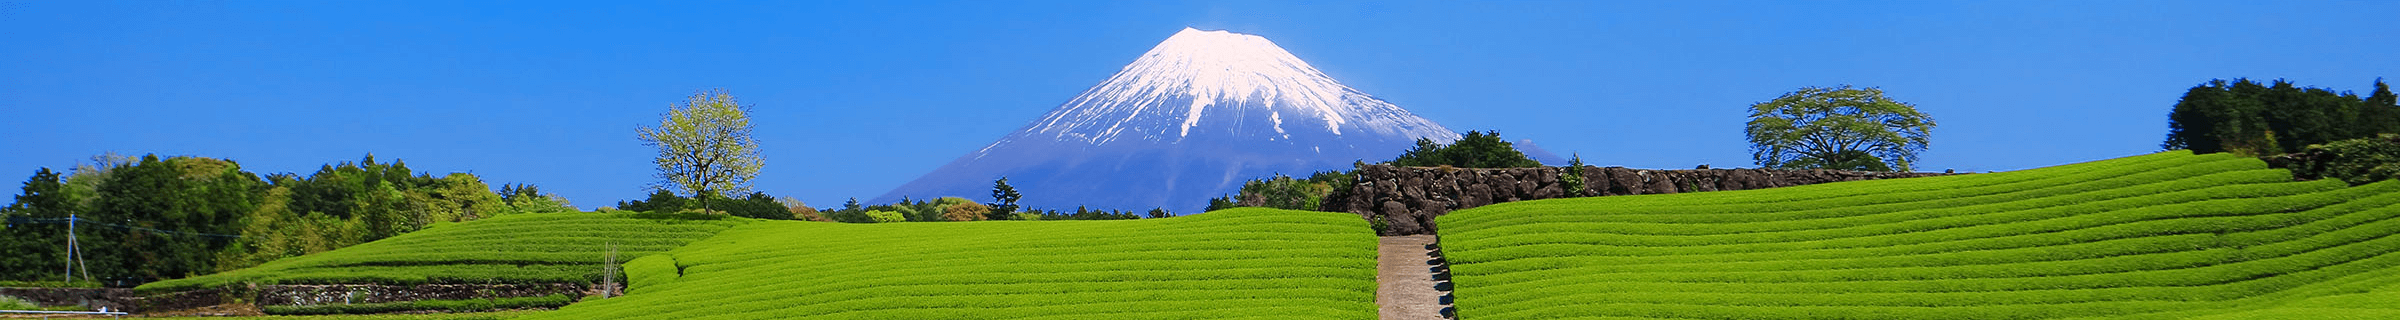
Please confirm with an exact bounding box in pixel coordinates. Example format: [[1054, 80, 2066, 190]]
[[4, 216, 244, 238]]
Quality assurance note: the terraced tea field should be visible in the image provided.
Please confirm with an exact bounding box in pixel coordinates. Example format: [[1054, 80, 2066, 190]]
[[1435, 151, 2400, 319], [139, 212, 749, 293], [518, 207, 1380, 320]]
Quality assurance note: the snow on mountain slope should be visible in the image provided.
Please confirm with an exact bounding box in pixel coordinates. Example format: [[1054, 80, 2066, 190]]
[[1017, 28, 1457, 147], [875, 28, 1464, 213]]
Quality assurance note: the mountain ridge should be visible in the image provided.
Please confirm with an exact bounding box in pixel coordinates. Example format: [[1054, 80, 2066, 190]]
[[873, 28, 1464, 213]]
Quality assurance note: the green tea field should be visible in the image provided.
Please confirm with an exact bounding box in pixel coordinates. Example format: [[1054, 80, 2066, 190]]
[[517, 207, 1380, 320], [1435, 150, 2400, 319], [138, 212, 750, 293]]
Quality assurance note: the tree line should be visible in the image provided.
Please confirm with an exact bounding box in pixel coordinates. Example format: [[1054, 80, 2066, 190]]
[[0, 154, 568, 286], [2164, 78, 2399, 155]]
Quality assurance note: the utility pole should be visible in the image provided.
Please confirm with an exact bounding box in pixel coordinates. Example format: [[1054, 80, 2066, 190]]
[[63, 214, 91, 283], [64, 214, 71, 282]]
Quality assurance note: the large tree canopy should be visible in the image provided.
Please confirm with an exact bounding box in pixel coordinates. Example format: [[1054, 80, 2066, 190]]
[[637, 89, 764, 211], [1746, 85, 1936, 172]]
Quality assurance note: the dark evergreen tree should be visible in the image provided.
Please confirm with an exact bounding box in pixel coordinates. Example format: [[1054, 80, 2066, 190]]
[[0, 168, 70, 282], [1205, 196, 1235, 212], [2165, 78, 2400, 155], [720, 192, 791, 220], [616, 189, 689, 213], [985, 177, 1021, 220]]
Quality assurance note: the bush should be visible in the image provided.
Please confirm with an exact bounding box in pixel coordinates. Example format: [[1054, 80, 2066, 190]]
[[1389, 130, 1541, 168], [864, 210, 904, 223], [0, 295, 36, 310], [2269, 133, 2400, 185], [1229, 170, 1354, 212], [942, 202, 988, 221]]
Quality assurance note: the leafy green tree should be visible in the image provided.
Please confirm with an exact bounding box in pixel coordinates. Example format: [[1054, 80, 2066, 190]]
[[636, 89, 764, 212], [985, 177, 1021, 220], [87, 155, 265, 283], [1746, 85, 1936, 172], [1389, 131, 1541, 168], [415, 173, 507, 222]]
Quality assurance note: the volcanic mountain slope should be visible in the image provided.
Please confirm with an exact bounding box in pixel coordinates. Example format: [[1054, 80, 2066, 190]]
[[875, 28, 1464, 213]]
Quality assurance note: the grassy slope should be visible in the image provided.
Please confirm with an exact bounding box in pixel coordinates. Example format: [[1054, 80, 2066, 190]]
[[520, 208, 1379, 320], [140, 212, 750, 293], [1437, 150, 2400, 319]]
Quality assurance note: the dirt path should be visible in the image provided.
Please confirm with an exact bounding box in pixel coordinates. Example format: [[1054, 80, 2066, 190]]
[[1379, 235, 1451, 320]]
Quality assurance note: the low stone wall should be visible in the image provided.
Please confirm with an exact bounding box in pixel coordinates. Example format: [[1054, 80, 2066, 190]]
[[0, 283, 588, 313], [1331, 165, 1956, 236], [257, 284, 585, 307], [0, 287, 134, 311]]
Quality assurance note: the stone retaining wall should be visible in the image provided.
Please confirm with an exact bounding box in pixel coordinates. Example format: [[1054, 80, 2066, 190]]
[[1327, 165, 1956, 236], [257, 283, 586, 307], [1, 283, 589, 313]]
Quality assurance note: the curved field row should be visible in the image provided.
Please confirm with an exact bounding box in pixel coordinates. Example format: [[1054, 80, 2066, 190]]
[[1437, 150, 2400, 319], [139, 212, 749, 293], [520, 208, 1379, 320]]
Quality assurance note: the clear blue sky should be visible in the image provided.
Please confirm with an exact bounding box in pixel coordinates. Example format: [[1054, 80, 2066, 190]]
[[4, 1, 2395, 209]]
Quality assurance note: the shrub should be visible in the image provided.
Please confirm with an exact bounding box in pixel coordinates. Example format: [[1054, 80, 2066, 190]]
[[942, 202, 988, 221], [1390, 130, 1541, 168], [2269, 133, 2400, 185], [864, 210, 904, 223], [0, 295, 36, 310], [1229, 170, 1353, 211]]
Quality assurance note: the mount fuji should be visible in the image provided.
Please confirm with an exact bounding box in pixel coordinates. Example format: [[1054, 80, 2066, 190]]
[[872, 28, 1473, 213]]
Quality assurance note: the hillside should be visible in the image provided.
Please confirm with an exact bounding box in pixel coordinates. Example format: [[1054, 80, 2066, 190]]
[[518, 208, 1379, 320], [1434, 150, 2400, 319], [138, 212, 750, 293]]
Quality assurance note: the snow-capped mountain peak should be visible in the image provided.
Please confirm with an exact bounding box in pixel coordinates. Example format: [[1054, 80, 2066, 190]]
[[1020, 28, 1457, 146], [882, 28, 1463, 213]]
